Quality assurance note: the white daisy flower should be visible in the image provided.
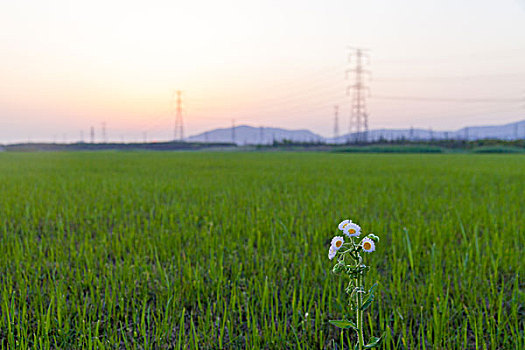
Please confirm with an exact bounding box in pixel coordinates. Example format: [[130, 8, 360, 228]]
[[330, 236, 345, 251], [328, 246, 337, 260], [338, 219, 352, 231], [344, 222, 361, 238], [361, 237, 375, 253]]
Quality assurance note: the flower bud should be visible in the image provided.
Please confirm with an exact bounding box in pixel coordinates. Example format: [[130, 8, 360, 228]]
[[367, 233, 380, 243]]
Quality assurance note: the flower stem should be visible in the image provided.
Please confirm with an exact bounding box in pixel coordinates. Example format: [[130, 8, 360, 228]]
[[357, 274, 365, 348], [351, 238, 365, 349]]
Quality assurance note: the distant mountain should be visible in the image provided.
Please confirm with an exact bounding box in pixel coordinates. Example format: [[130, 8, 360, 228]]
[[188, 119, 525, 145], [453, 120, 525, 140], [329, 120, 525, 143], [186, 125, 324, 145]]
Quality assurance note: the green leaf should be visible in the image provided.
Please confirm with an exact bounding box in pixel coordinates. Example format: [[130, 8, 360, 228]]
[[368, 282, 378, 295], [361, 299, 373, 311], [329, 319, 358, 330], [361, 282, 379, 311], [364, 336, 382, 348]]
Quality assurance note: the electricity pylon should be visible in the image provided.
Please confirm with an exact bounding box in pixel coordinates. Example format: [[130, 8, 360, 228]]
[[346, 48, 371, 143], [173, 90, 184, 141], [334, 105, 339, 140]]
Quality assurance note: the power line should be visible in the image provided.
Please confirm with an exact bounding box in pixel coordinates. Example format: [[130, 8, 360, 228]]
[[372, 72, 525, 82], [370, 95, 523, 103], [132, 56, 522, 140]]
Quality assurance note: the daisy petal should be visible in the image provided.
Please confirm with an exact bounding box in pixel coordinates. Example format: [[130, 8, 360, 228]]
[[360, 237, 376, 253]]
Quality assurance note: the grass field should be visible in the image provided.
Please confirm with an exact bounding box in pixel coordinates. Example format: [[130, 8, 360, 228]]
[[0, 152, 523, 349]]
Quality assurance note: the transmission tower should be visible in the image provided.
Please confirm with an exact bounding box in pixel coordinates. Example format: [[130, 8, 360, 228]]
[[334, 105, 339, 140], [232, 119, 236, 144], [346, 48, 371, 143], [173, 90, 184, 141], [102, 122, 107, 143]]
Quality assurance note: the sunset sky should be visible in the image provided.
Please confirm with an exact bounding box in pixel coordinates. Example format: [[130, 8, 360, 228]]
[[1, 0, 524, 143]]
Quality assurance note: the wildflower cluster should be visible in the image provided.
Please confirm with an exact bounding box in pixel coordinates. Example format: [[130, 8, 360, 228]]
[[327, 219, 382, 350]]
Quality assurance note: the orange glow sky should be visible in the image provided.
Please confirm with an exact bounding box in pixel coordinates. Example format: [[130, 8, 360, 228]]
[[1, 0, 524, 143]]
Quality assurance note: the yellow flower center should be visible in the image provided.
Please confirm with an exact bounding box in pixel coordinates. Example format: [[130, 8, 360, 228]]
[[349, 229, 356, 234], [363, 242, 372, 250], [336, 240, 342, 248], [342, 223, 348, 229]]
